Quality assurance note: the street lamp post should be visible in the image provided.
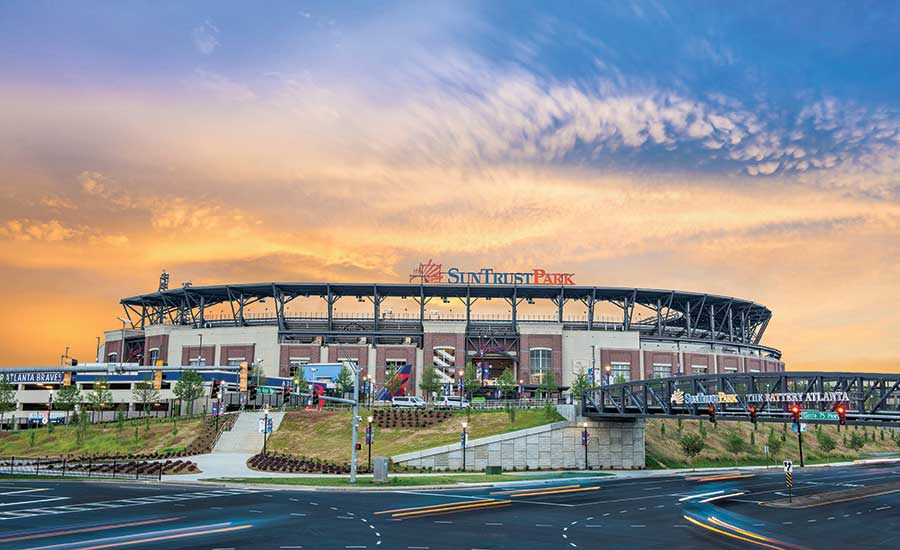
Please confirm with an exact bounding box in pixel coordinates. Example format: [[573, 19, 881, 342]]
[[116, 317, 129, 366], [47, 390, 54, 428], [582, 421, 589, 470], [461, 421, 468, 471], [262, 405, 270, 455], [366, 415, 374, 472], [604, 365, 611, 386]]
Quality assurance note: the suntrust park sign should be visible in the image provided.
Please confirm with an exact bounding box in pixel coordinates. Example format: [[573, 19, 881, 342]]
[[410, 260, 575, 286]]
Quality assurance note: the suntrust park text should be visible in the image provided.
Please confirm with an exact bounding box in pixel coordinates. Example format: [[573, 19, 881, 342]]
[[446, 268, 575, 285]]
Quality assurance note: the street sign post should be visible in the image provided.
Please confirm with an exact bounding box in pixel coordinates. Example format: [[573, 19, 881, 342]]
[[801, 411, 839, 421], [784, 460, 794, 502]]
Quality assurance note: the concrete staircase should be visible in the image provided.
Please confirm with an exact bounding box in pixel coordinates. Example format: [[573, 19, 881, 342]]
[[212, 411, 286, 454]]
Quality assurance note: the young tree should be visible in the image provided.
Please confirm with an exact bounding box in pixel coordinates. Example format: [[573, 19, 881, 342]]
[[292, 366, 308, 391], [766, 427, 783, 457], [816, 430, 837, 454], [848, 431, 866, 452], [463, 363, 478, 397], [539, 369, 557, 400], [724, 430, 747, 465], [173, 370, 204, 416], [680, 433, 705, 465], [335, 364, 354, 397], [385, 365, 403, 396], [418, 365, 442, 401], [570, 370, 591, 404], [86, 377, 113, 422], [496, 368, 515, 399], [132, 377, 160, 416], [54, 383, 81, 424], [0, 378, 16, 430]]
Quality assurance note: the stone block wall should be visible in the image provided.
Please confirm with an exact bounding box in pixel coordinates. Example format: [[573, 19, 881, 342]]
[[392, 417, 645, 471]]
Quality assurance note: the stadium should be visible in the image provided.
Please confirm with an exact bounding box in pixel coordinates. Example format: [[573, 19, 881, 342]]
[[101, 264, 784, 395]]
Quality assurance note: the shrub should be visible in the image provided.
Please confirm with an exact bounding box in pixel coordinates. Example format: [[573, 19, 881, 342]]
[[698, 421, 707, 439], [679, 433, 705, 463], [766, 428, 783, 456], [848, 432, 866, 451], [816, 430, 837, 454], [660, 422, 666, 436], [724, 430, 747, 464], [677, 418, 683, 433]]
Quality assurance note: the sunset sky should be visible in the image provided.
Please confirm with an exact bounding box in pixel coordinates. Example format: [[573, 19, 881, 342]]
[[1, 2, 898, 371]]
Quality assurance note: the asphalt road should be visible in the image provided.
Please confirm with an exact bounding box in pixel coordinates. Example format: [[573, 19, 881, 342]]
[[0, 462, 898, 549]]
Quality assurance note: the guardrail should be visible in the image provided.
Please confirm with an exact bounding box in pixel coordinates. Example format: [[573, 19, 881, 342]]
[[0, 456, 164, 481]]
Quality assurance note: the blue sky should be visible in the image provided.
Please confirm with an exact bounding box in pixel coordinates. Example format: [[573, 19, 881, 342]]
[[0, 1, 899, 369]]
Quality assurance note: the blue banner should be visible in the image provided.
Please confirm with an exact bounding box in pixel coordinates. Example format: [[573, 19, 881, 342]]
[[0, 372, 64, 384]]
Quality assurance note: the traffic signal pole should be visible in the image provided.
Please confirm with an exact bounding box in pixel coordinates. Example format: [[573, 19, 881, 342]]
[[797, 429, 804, 467]]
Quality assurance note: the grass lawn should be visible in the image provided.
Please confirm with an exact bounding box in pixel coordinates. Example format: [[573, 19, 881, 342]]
[[0, 417, 208, 458], [266, 408, 564, 465], [203, 470, 608, 487], [645, 418, 900, 469]]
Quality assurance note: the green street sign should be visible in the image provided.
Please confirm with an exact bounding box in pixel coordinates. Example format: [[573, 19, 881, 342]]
[[801, 411, 838, 421], [258, 386, 278, 395]]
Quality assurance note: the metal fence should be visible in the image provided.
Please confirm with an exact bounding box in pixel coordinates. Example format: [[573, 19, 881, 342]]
[[0, 456, 164, 481]]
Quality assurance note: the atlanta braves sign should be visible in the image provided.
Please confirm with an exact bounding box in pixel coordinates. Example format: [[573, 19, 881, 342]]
[[410, 260, 575, 286]]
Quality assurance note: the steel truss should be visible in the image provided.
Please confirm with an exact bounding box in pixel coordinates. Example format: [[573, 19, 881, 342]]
[[583, 372, 900, 427], [120, 282, 775, 352]]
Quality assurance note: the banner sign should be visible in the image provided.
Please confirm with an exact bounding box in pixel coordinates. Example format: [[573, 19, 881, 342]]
[[744, 391, 849, 403], [0, 372, 64, 384], [671, 390, 738, 406], [410, 260, 575, 286]]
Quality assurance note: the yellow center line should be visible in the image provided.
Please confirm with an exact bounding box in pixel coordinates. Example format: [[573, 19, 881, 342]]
[[508, 486, 601, 498], [707, 517, 781, 544], [490, 484, 582, 495], [391, 500, 511, 518], [0, 517, 184, 543], [374, 499, 497, 515]]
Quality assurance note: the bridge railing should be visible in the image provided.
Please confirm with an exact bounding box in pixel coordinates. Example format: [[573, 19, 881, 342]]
[[583, 372, 900, 427]]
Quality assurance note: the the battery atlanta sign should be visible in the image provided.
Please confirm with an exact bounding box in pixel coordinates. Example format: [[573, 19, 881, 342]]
[[410, 260, 575, 286]]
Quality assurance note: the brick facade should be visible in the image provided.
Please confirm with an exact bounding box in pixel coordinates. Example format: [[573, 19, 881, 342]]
[[279, 345, 322, 377], [143, 334, 169, 366], [180, 345, 216, 365]]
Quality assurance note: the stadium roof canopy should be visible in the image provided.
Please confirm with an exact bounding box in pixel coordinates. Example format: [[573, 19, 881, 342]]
[[120, 282, 773, 348]]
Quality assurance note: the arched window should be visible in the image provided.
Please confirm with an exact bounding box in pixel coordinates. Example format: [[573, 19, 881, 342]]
[[529, 348, 552, 385]]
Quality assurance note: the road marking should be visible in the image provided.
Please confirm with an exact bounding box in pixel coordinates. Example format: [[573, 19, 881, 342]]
[[630, 525, 646, 528], [678, 490, 724, 502], [434, 521, 452, 524], [643, 487, 662, 491], [535, 524, 553, 527], [280, 546, 303, 549], [0, 497, 70, 509], [290, 513, 306, 517], [876, 506, 891, 511], [485, 522, 503, 526], [0, 489, 49, 496], [407, 547, 430, 549], [0, 516, 183, 544]]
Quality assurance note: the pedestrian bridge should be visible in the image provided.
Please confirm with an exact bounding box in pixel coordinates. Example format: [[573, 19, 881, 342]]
[[583, 372, 900, 427]]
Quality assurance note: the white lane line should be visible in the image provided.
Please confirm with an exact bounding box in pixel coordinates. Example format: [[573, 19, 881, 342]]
[[290, 512, 306, 516], [280, 546, 303, 549], [630, 525, 646, 528], [678, 490, 724, 502], [485, 522, 503, 526], [0, 497, 69, 507], [408, 547, 430, 549], [535, 524, 553, 527], [434, 520, 452, 524], [0, 488, 48, 496], [876, 506, 892, 511]]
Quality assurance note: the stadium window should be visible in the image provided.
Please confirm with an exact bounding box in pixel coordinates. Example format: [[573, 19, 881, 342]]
[[148, 348, 159, 366], [610, 362, 631, 383], [651, 363, 672, 378], [385, 359, 406, 371], [529, 348, 552, 384], [227, 357, 245, 367], [107, 352, 117, 363], [691, 364, 708, 375], [723, 366, 738, 373]]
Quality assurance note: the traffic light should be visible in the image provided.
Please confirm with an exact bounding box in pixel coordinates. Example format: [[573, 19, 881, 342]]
[[707, 405, 716, 423], [210, 379, 222, 399], [835, 404, 847, 425], [282, 384, 291, 400], [790, 404, 801, 425], [749, 406, 758, 425], [248, 381, 258, 401]]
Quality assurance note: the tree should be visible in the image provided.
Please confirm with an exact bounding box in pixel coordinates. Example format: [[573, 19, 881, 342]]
[[173, 370, 204, 416], [613, 374, 627, 385], [54, 384, 81, 424], [724, 430, 747, 465], [292, 366, 308, 391], [848, 431, 866, 452], [539, 369, 557, 400], [680, 433, 705, 464], [86, 377, 112, 422], [335, 364, 354, 397], [0, 378, 16, 430], [464, 363, 478, 397], [766, 427, 783, 457], [418, 365, 442, 401], [816, 430, 837, 454], [496, 368, 515, 398], [132, 377, 160, 416], [385, 365, 403, 396], [570, 370, 590, 403]]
